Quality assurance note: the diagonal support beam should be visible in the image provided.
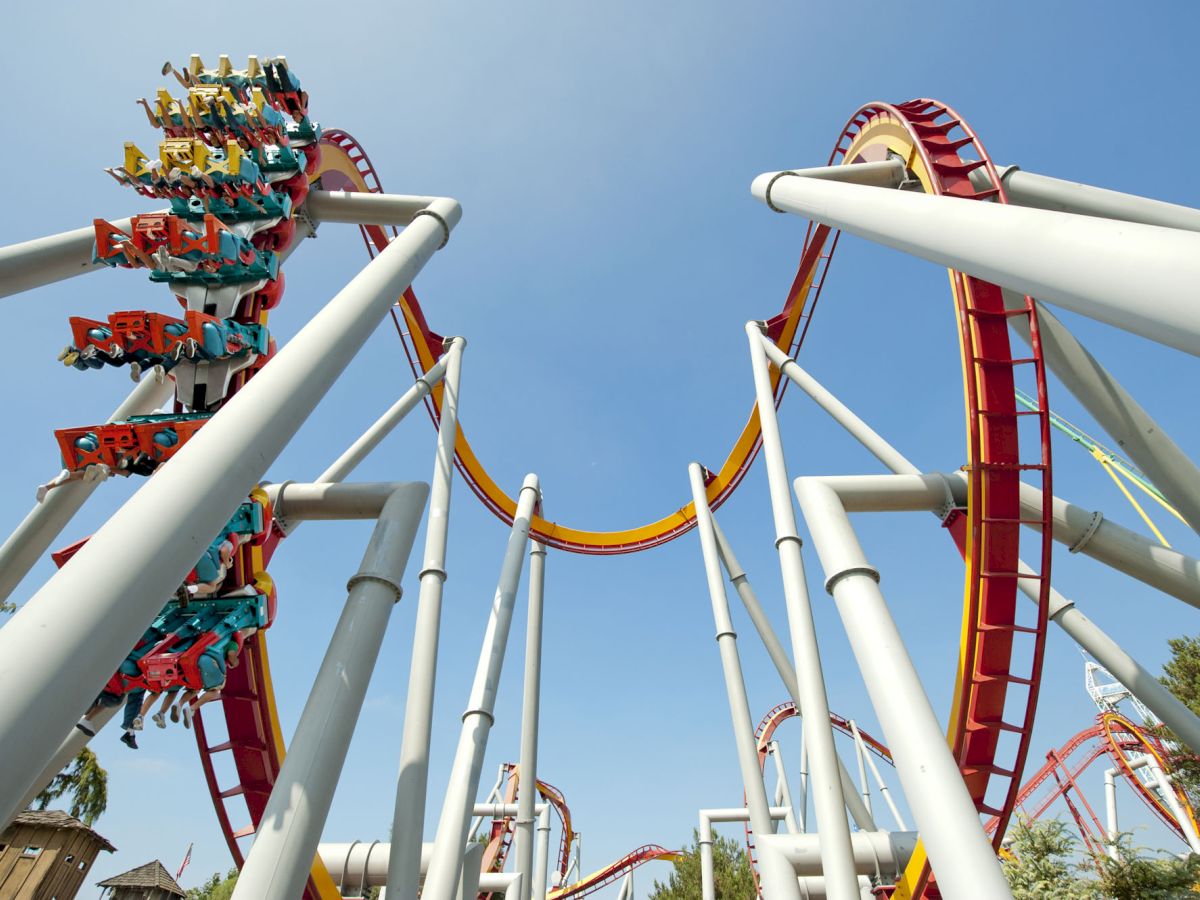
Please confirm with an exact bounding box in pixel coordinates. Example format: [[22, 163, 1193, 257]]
[[753, 171, 1200, 355]]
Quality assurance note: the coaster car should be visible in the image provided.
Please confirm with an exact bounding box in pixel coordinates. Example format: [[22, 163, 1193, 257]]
[[94, 213, 279, 285], [139, 85, 290, 150], [59, 309, 268, 376], [55, 412, 212, 475]]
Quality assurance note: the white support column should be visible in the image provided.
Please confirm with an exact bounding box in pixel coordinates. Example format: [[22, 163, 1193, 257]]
[[422, 476, 540, 900], [1001, 288, 1200, 537], [9, 705, 120, 829], [0, 371, 175, 605], [744, 322, 859, 899], [0, 213, 144, 298], [231, 483, 428, 900], [794, 477, 1013, 899], [848, 720, 907, 832], [698, 808, 791, 900], [533, 803, 552, 900], [1104, 768, 1120, 859], [981, 166, 1200, 233], [315, 341, 458, 487], [387, 337, 466, 900], [1017, 562, 1200, 756], [304, 190, 449, 226], [768, 742, 801, 834], [0, 196, 458, 826], [849, 721, 872, 820], [797, 735, 808, 833], [753, 170, 1200, 356], [1144, 757, 1200, 855], [513, 538, 547, 900], [709, 515, 876, 831], [769, 350, 1200, 754], [689, 464, 809, 900], [469, 765, 508, 839]]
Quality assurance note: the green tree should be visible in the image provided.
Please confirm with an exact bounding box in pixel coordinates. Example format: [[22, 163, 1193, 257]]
[[1155, 635, 1200, 801], [1001, 818, 1096, 899], [31, 746, 108, 825], [186, 867, 238, 900], [1093, 834, 1200, 899], [649, 830, 755, 900], [4, 600, 110, 825]]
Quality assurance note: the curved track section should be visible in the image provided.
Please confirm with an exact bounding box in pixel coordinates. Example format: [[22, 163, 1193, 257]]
[[984, 713, 1200, 857], [479, 763, 574, 898], [745, 703, 895, 894], [547, 845, 683, 900], [391, 101, 1054, 896], [190, 101, 1053, 897]]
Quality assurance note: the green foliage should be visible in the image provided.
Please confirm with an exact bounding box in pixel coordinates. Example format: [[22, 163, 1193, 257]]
[[32, 746, 107, 825], [1093, 834, 1200, 899], [649, 829, 755, 900], [186, 867, 238, 900], [1001, 818, 1096, 899], [1001, 818, 1200, 898], [1156, 635, 1200, 801]]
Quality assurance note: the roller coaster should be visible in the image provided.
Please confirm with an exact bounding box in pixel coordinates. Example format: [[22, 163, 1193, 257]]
[[1, 53, 1199, 900]]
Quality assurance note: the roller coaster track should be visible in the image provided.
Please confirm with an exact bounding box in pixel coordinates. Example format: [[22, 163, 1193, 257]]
[[479, 764, 574, 899], [137, 96, 1049, 898], [983, 713, 1200, 858], [744, 703, 895, 894], [547, 845, 683, 900]]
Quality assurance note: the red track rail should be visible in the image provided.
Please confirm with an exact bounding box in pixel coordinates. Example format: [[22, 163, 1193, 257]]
[[548, 845, 682, 900], [743, 703, 895, 894], [189, 101, 1054, 898], [984, 713, 1199, 856]]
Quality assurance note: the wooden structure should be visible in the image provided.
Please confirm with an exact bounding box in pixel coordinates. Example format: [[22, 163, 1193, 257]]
[[0, 809, 115, 900], [97, 860, 186, 899]]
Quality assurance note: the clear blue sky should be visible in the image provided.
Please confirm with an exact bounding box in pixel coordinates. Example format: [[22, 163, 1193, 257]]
[[2, 1, 1199, 895]]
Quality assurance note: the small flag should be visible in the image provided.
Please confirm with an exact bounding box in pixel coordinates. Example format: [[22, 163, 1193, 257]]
[[176, 842, 193, 880]]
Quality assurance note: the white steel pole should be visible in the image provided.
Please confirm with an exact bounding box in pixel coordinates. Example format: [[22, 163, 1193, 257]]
[[1001, 289, 1200, 537], [513, 537, 547, 900], [770, 349, 1200, 752], [422, 476, 540, 900], [794, 477, 1014, 899], [709, 515, 876, 831], [745, 322, 859, 897], [699, 819, 715, 900], [768, 742, 801, 834], [765, 340, 1200, 604], [316, 342, 457, 486], [1016, 561, 1200, 756], [797, 735, 809, 832], [0, 371, 175, 605], [304, 190, 450, 226], [470, 765, 509, 839], [981, 166, 1200, 233], [0, 214, 143, 298], [848, 720, 907, 831], [231, 483, 428, 900], [688, 463, 811, 900], [849, 721, 872, 819], [387, 337, 466, 900], [1104, 768, 1120, 859], [698, 808, 791, 900], [753, 171, 1200, 356], [10, 705, 119, 828], [0, 196, 458, 824], [1145, 758, 1200, 854], [533, 803, 552, 900]]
